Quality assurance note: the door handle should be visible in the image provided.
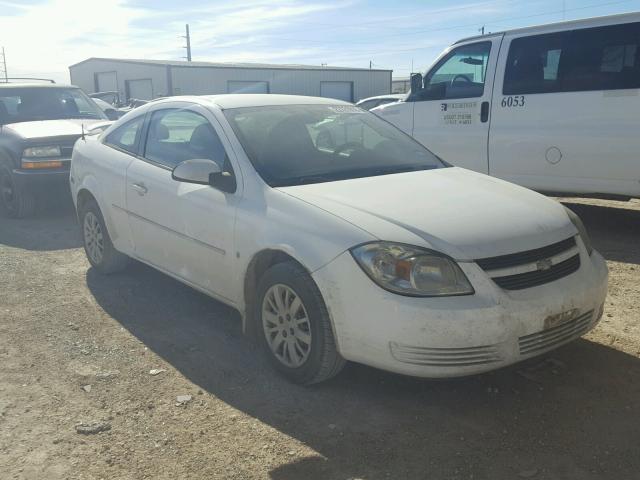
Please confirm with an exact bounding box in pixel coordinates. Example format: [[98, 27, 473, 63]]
[[480, 101, 490, 123], [131, 182, 148, 195]]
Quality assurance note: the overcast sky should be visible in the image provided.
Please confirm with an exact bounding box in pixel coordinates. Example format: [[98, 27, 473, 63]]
[[1, 0, 639, 83]]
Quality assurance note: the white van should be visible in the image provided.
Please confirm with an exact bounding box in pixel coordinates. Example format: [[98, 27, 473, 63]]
[[374, 12, 640, 199]]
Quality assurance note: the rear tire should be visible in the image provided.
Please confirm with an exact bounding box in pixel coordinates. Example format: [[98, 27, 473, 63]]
[[79, 198, 129, 274], [255, 261, 345, 384], [1, 166, 36, 218]]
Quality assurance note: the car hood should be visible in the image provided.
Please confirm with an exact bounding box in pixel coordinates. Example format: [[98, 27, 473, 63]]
[[3, 118, 105, 140], [277, 167, 577, 261]]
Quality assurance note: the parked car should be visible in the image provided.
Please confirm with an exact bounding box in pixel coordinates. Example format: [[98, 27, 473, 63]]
[[70, 94, 608, 384], [0, 82, 108, 217], [92, 98, 126, 120], [374, 12, 640, 200], [89, 91, 121, 107], [356, 93, 405, 110]]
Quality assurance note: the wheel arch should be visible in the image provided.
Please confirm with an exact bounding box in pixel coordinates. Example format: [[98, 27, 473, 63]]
[[74, 177, 119, 244], [242, 248, 312, 338]]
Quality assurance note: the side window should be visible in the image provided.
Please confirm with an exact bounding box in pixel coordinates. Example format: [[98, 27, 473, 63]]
[[563, 22, 640, 91], [504, 22, 640, 94], [504, 32, 565, 94], [104, 116, 144, 154], [143, 109, 228, 169], [417, 42, 492, 101]]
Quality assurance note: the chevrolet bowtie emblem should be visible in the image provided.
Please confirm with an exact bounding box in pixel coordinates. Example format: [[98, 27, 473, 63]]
[[536, 258, 553, 271]]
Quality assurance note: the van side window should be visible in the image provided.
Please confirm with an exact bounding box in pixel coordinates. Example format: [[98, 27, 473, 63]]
[[416, 42, 491, 101], [504, 21, 640, 95]]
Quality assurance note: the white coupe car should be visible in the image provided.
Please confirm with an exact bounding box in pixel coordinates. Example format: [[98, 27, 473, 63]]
[[70, 94, 608, 384]]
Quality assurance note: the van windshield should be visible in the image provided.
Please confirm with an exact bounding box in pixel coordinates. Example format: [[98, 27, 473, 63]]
[[0, 87, 106, 125], [224, 104, 446, 187]]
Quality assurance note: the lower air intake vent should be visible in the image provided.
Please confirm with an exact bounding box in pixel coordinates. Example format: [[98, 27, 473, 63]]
[[519, 310, 594, 356], [390, 343, 502, 367]]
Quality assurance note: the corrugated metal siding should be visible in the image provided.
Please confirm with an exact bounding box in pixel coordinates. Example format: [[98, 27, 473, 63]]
[[69, 60, 391, 102], [69, 59, 168, 101]]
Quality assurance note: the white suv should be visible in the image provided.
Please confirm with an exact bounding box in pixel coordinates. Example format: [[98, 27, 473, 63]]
[[70, 94, 608, 384]]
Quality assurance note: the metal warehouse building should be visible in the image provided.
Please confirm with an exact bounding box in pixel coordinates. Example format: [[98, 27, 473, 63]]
[[68, 58, 392, 104]]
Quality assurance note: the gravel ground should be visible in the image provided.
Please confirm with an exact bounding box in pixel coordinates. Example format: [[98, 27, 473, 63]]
[[0, 194, 639, 480]]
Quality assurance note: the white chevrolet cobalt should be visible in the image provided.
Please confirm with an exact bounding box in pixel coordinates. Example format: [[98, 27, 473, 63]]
[[70, 94, 608, 384]]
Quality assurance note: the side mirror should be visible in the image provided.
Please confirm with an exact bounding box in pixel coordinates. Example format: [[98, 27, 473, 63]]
[[172, 159, 222, 185], [171, 159, 236, 193], [410, 73, 423, 94]]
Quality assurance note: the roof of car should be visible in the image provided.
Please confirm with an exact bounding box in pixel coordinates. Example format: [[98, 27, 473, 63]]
[[152, 94, 353, 109], [0, 83, 78, 89]]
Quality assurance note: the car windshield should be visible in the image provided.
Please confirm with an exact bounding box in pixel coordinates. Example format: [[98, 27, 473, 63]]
[[223, 104, 446, 187], [0, 87, 106, 124]]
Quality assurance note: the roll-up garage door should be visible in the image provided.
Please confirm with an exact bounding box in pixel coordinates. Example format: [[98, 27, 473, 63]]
[[95, 71, 117, 93], [126, 79, 154, 101], [227, 81, 269, 94], [320, 81, 353, 102]]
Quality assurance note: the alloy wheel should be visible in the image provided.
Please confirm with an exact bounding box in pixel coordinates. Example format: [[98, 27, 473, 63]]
[[83, 211, 104, 265], [262, 284, 312, 368]]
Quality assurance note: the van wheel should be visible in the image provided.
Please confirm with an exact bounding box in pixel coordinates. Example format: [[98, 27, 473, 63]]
[[255, 261, 345, 384], [0, 167, 36, 218], [80, 198, 129, 274]]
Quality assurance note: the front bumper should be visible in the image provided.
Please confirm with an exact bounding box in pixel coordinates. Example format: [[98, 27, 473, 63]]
[[12, 162, 71, 190], [312, 240, 608, 378]]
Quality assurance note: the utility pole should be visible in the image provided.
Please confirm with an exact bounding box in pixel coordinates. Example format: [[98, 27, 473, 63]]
[[1, 47, 7, 82], [182, 24, 192, 62]]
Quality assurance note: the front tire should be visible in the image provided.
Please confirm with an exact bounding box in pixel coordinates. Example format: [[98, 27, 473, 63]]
[[0, 167, 36, 218], [255, 261, 345, 384], [80, 199, 129, 274]]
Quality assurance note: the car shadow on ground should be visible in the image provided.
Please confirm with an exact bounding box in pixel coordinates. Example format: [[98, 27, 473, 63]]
[[0, 192, 81, 251], [87, 262, 640, 480], [0, 192, 82, 251], [562, 201, 640, 264]]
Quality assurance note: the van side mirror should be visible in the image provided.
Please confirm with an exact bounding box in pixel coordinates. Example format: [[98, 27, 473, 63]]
[[410, 73, 423, 93]]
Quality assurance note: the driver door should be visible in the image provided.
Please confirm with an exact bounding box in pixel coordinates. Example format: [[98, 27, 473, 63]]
[[410, 37, 502, 173]]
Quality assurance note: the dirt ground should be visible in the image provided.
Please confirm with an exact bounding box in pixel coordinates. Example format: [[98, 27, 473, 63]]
[[1, 194, 639, 480]]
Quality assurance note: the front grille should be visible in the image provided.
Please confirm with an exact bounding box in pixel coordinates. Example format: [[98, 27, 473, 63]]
[[519, 310, 594, 356], [476, 236, 580, 291], [492, 254, 580, 290], [390, 342, 502, 367], [476, 237, 576, 270]]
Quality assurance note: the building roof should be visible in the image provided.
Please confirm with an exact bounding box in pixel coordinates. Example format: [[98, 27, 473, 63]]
[[69, 57, 392, 73]]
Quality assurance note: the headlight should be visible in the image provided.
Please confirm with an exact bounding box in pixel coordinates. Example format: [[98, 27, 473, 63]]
[[22, 145, 61, 158], [564, 207, 593, 255], [350, 242, 474, 297]]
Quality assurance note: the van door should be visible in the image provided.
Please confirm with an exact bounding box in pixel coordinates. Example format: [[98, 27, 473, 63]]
[[408, 36, 503, 173], [489, 20, 640, 197]]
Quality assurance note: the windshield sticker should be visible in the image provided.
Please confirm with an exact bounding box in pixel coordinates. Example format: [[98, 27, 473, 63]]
[[440, 101, 477, 125], [328, 105, 363, 114]]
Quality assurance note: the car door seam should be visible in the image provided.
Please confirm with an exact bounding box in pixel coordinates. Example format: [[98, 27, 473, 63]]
[[112, 203, 226, 256]]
